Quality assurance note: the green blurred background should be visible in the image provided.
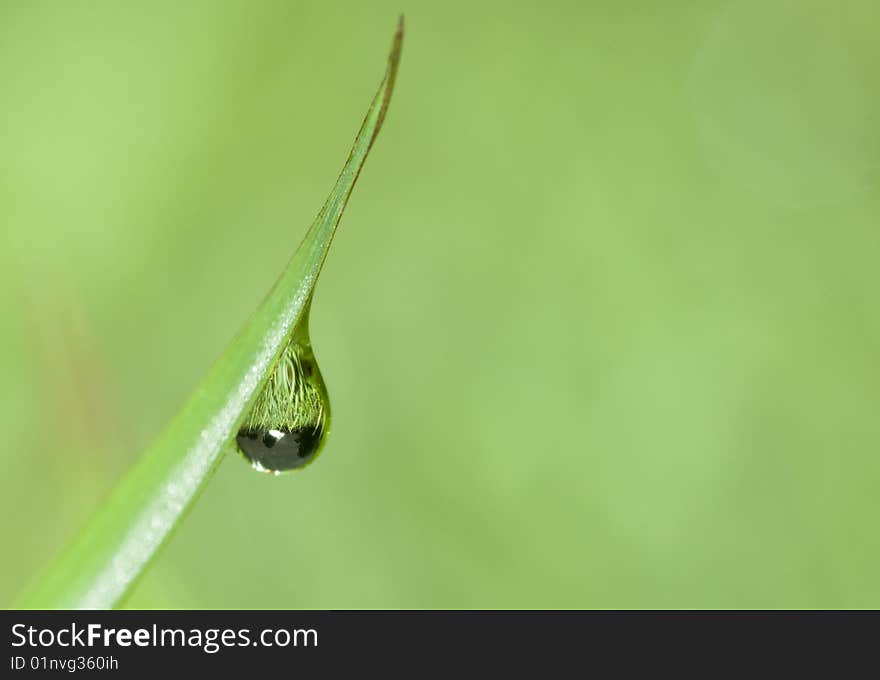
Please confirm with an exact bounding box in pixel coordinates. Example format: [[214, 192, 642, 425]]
[[2, 0, 879, 608]]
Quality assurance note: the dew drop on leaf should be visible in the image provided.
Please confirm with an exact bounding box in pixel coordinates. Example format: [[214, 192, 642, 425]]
[[236, 336, 330, 473]]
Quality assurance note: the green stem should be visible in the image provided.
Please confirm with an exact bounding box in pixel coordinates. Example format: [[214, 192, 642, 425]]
[[16, 17, 403, 610]]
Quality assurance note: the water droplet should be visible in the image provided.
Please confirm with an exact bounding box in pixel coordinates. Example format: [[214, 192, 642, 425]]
[[236, 337, 330, 473]]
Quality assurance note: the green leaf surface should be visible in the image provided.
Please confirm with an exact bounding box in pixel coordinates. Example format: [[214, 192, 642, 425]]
[[17, 18, 404, 610]]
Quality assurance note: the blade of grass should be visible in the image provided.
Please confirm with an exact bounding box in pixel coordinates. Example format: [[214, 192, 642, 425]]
[[17, 17, 404, 610]]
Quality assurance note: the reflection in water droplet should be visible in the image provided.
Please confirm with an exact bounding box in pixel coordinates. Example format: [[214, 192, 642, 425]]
[[236, 338, 330, 473]]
